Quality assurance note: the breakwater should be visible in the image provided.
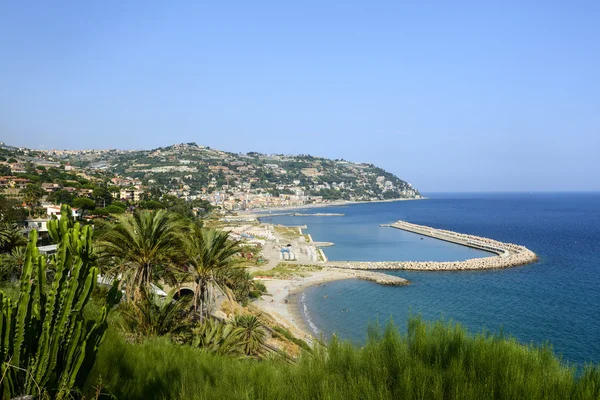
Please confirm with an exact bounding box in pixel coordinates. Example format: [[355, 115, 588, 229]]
[[326, 220, 537, 271], [350, 270, 409, 285]]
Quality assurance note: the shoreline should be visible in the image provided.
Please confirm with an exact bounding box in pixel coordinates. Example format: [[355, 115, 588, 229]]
[[253, 270, 356, 340], [249, 207, 536, 342], [253, 268, 409, 340], [246, 196, 426, 214]]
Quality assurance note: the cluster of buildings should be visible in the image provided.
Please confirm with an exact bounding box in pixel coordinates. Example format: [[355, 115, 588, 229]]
[[2, 142, 421, 213]]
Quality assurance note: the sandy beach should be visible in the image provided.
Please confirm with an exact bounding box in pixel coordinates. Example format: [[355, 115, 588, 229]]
[[253, 270, 355, 340]]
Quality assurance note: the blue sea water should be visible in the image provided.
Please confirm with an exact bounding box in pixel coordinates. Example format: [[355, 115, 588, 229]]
[[260, 193, 600, 365]]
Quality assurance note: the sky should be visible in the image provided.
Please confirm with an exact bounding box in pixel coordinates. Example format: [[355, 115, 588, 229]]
[[1, 1, 599, 192]]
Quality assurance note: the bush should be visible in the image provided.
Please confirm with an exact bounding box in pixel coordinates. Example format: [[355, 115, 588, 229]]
[[111, 200, 128, 210], [272, 326, 312, 352], [105, 204, 126, 214], [85, 317, 600, 399], [92, 208, 110, 216]]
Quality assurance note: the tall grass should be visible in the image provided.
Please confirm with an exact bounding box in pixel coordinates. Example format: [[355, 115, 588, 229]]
[[86, 317, 600, 399]]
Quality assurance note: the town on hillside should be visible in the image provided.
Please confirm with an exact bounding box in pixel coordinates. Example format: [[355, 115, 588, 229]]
[[0, 141, 420, 240]]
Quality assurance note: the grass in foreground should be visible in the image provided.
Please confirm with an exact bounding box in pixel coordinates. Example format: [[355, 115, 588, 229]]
[[85, 317, 600, 399]]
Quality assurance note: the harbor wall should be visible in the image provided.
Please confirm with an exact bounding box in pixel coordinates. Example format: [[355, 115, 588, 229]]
[[327, 220, 537, 271]]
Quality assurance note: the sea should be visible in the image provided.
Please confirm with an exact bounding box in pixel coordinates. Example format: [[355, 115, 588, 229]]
[[259, 192, 600, 366]]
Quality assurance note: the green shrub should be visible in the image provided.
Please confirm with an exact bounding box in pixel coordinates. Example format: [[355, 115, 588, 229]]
[[272, 326, 312, 352], [84, 317, 600, 400]]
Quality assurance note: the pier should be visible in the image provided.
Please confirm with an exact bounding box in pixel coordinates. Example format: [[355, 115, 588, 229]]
[[326, 220, 537, 271]]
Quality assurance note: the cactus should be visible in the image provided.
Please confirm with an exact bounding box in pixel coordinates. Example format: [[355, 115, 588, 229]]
[[47, 203, 76, 244], [0, 207, 121, 399]]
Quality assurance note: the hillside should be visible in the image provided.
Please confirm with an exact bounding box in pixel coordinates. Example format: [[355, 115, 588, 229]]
[[1, 142, 420, 209]]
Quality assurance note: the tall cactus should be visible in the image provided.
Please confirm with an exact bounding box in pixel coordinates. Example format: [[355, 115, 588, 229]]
[[0, 205, 121, 399], [47, 203, 76, 244]]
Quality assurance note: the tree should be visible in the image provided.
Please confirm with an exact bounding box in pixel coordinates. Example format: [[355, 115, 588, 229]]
[[104, 204, 125, 214], [139, 200, 165, 210], [111, 200, 127, 210], [0, 223, 27, 253], [192, 319, 243, 356], [119, 288, 194, 340], [21, 183, 44, 217], [72, 197, 96, 216], [191, 314, 266, 357], [92, 186, 112, 207], [2, 245, 26, 279], [47, 189, 74, 205], [184, 225, 241, 315], [230, 314, 266, 357], [161, 194, 196, 219], [107, 185, 121, 199], [0, 196, 27, 224], [97, 209, 185, 300]]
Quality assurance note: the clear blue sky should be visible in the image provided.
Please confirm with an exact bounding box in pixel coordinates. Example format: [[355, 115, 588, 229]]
[[1, 1, 599, 192]]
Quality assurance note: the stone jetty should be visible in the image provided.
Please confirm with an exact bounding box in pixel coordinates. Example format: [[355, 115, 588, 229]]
[[327, 220, 537, 271], [333, 269, 409, 285]]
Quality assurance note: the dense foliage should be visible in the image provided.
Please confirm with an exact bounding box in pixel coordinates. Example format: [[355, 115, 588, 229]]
[[84, 318, 600, 400]]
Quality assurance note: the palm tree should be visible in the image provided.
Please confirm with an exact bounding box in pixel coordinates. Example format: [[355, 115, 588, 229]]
[[8, 246, 26, 276], [192, 315, 266, 357], [184, 225, 241, 315], [219, 268, 254, 301], [231, 314, 266, 357], [0, 223, 27, 253], [120, 288, 194, 340], [97, 209, 185, 300], [21, 183, 44, 218]]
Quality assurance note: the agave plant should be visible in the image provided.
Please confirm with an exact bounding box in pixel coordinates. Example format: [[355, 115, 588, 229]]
[[192, 319, 243, 356]]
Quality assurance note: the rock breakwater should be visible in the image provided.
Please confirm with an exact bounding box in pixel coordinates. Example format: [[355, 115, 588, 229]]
[[327, 220, 537, 271], [333, 269, 409, 285]]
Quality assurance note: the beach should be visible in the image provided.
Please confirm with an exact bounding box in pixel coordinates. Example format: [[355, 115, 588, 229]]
[[253, 270, 354, 340]]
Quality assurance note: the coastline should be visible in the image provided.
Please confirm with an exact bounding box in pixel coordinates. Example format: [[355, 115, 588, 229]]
[[253, 268, 409, 340], [247, 196, 426, 214], [248, 203, 536, 343], [253, 271, 356, 340]]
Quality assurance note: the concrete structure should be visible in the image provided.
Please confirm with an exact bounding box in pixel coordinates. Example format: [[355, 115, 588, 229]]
[[24, 218, 50, 233]]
